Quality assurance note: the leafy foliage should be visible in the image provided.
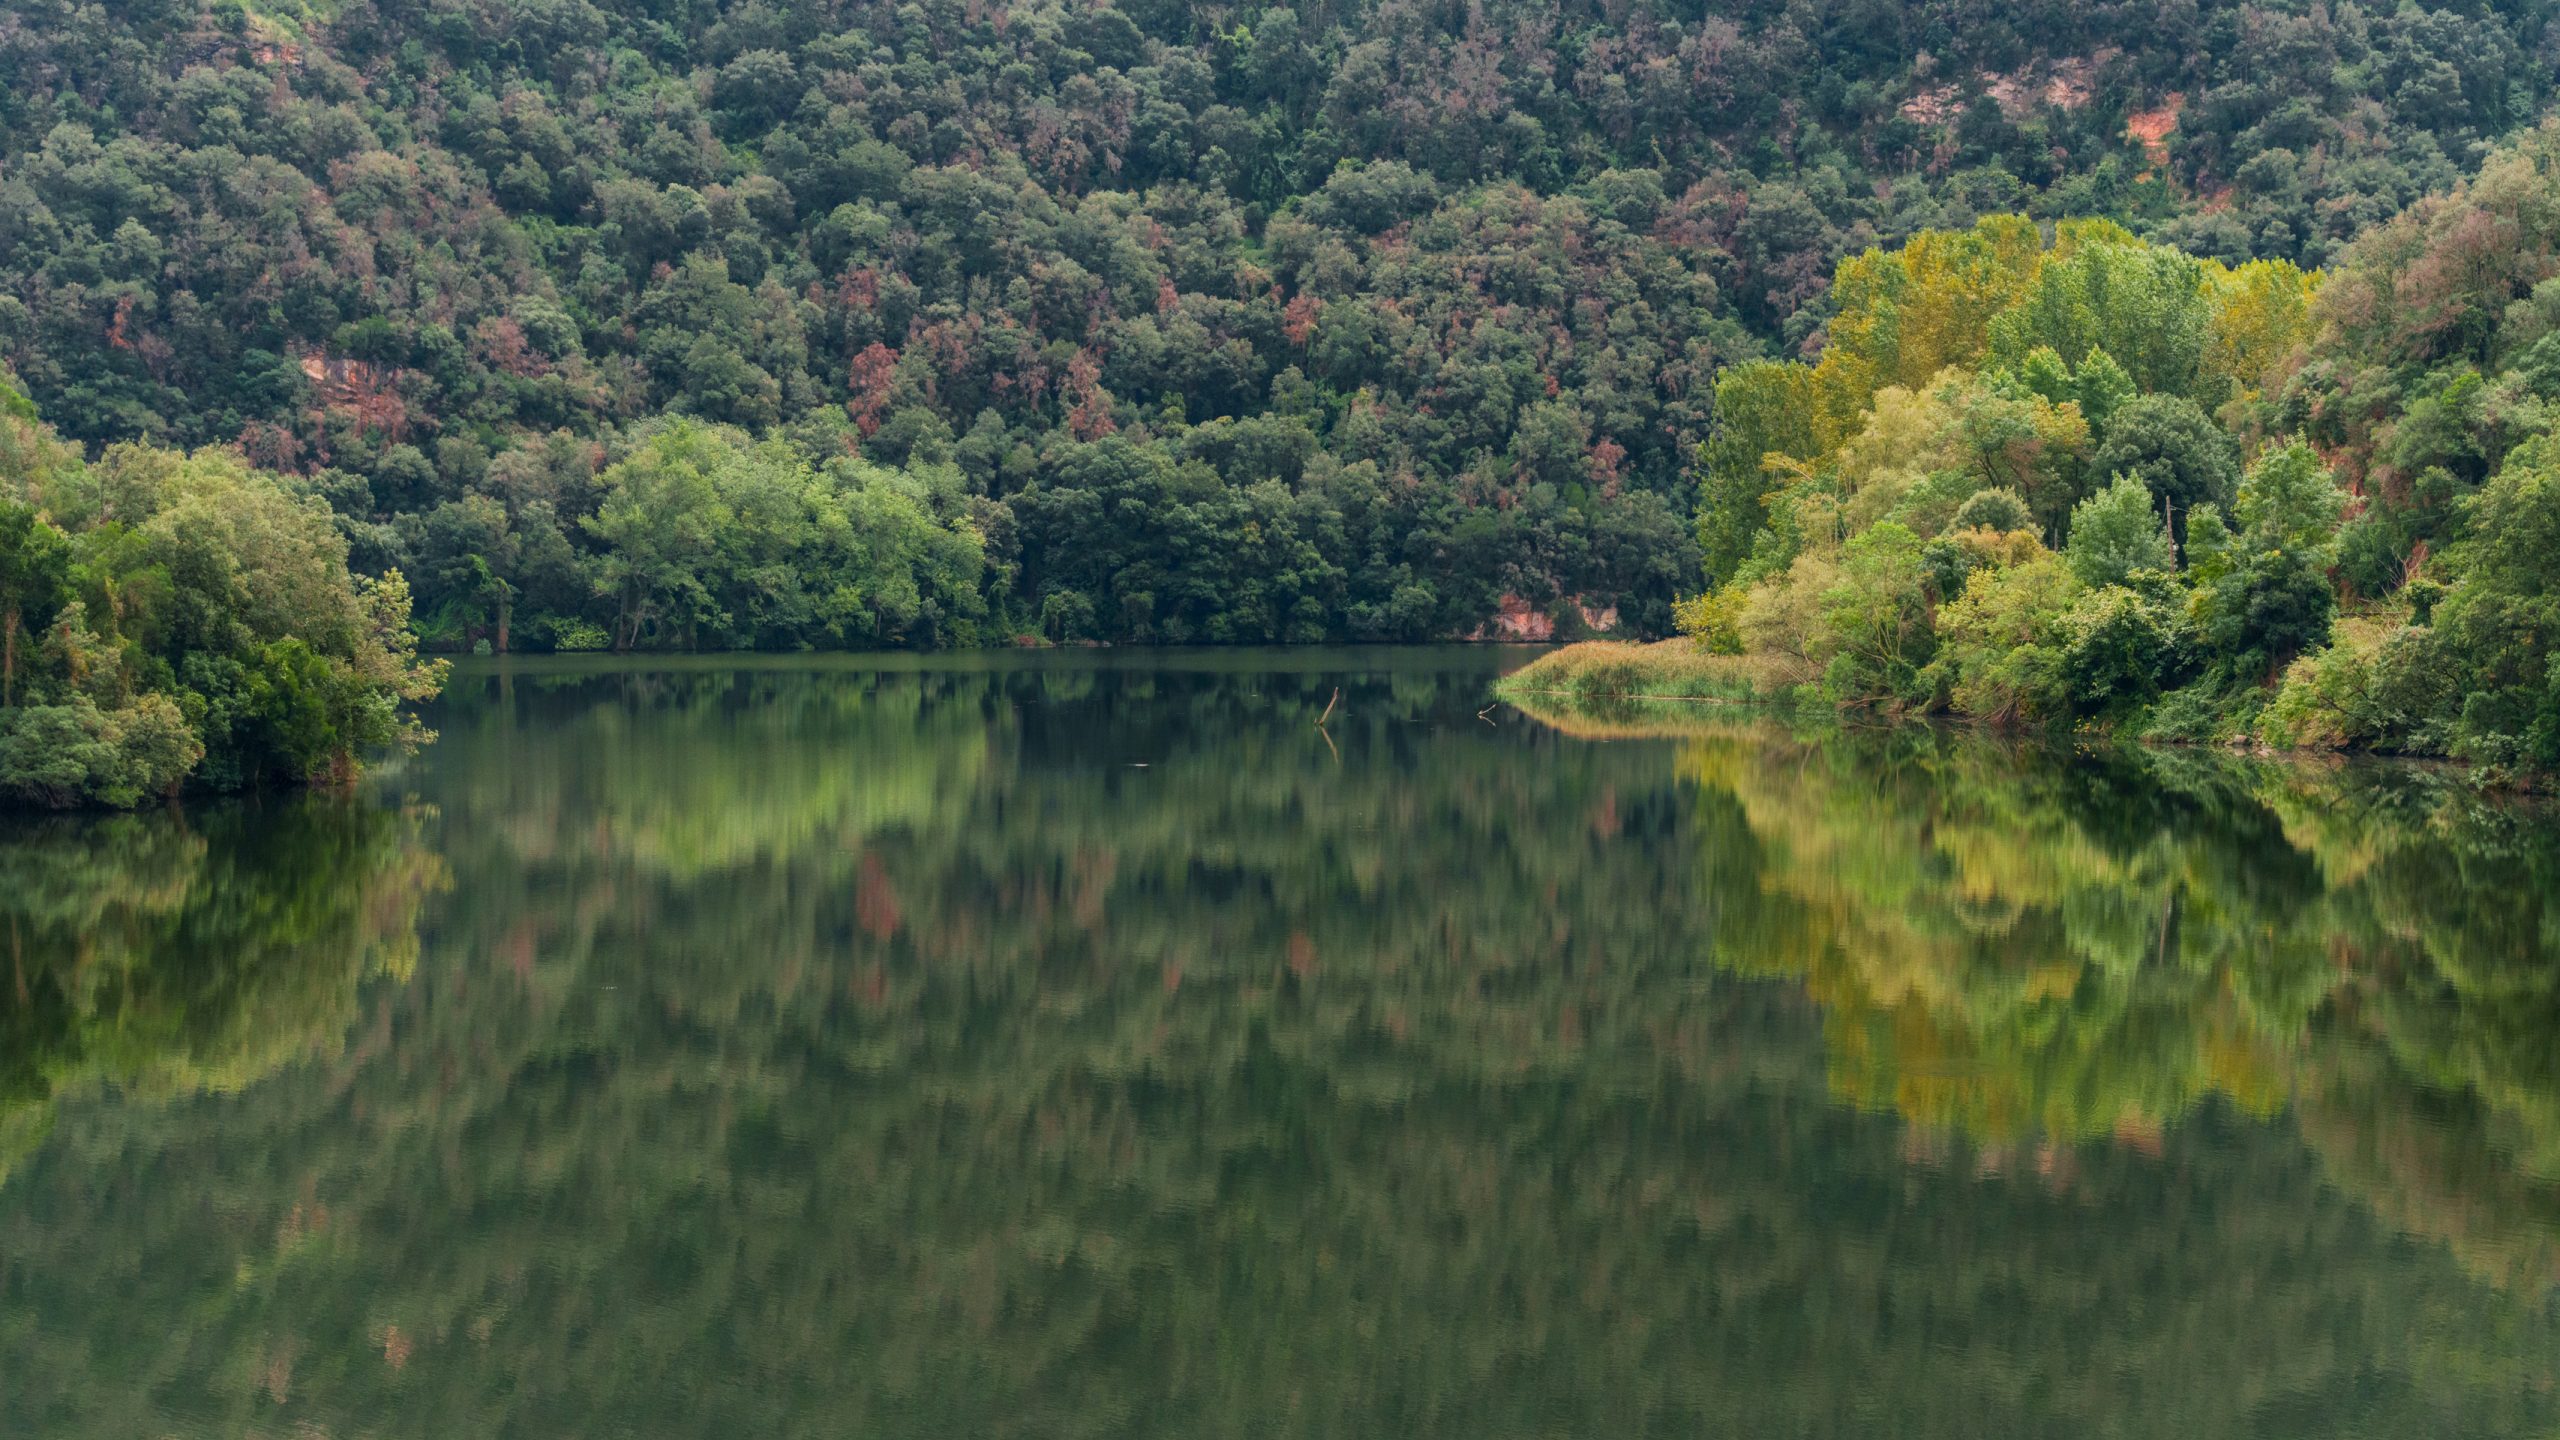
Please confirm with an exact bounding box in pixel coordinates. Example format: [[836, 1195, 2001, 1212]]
[[2063, 474, 2176, 588], [0, 379, 443, 805], [2, 0, 2552, 646], [1652, 155, 2560, 778]]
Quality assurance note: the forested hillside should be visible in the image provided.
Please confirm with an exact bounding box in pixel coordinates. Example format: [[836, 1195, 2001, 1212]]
[[4, 0, 2554, 649], [1504, 117, 2560, 777]]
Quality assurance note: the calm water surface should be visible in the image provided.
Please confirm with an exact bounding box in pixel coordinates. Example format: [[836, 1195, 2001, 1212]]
[[4, 649, 2558, 1436]]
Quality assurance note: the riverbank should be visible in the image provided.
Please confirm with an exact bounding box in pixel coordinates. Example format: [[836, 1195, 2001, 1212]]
[[1491, 641, 1806, 710], [1495, 640, 2547, 788]]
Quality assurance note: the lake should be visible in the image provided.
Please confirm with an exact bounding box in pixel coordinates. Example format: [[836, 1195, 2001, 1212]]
[[3, 649, 2556, 1437]]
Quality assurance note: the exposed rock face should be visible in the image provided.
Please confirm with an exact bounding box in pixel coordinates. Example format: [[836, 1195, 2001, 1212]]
[[1465, 594, 1621, 642], [297, 349, 409, 441]]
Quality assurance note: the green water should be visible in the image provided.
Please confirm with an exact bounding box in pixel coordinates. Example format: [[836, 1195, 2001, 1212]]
[[3, 650, 2557, 1437]]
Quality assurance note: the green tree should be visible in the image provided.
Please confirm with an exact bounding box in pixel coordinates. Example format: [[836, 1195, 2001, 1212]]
[[2059, 585, 2187, 712], [1, 400, 441, 805], [405, 494, 524, 652], [2064, 475, 2177, 589], [585, 425, 735, 650], [1931, 551, 2080, 723], [1695, 362, 1820, 587], [1989, 227, 2211, 398], [2186, 442, 2346, 680], [2433, 438, 2560, 768], [1816, 522, 1937, 708], [2087, 395, 2240, 546], [1946, 375, 2092, 535], [1952, 488, 2033, 534], [0, 500, 72, 706]]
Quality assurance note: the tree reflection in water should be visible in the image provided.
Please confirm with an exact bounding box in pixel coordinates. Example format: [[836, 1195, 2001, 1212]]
[[2, 657, 2554, 1438]]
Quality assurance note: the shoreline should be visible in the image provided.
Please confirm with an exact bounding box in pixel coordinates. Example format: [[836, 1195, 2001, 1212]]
[[1494, 640, 2544, 789]]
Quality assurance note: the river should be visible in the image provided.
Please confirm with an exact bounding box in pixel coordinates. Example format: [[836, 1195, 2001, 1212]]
[[2, 649, 2555, 1436]]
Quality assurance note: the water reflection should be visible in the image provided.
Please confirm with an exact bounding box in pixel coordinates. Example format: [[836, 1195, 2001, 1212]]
[[0, 799, 443, 1186], [2, 657, 2556, 1437], [1674, 722, 2560, 1291]]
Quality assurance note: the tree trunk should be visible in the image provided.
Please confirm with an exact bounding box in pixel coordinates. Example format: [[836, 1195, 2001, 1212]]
[[495, 589, 512, 655], [3, 605, 18, 707]]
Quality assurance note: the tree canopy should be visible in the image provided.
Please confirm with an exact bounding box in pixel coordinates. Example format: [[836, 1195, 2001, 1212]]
[[0, 375, 443, 806], [2, 0, 2554, 651]]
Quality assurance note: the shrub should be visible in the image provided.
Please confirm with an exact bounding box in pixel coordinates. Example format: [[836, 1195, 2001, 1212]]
[[0, 697, 202, 808], [1932, 554, 2080, 724], [2260, 624, 2456, 752], [1814, 523, 1937, 708], [2334, 514, 2408, 600], [1952, 487, 2034, 534], [2064, 475, 2177, 588], [2059, 585, 2188, 712], [1671, 586, 1745, 654]]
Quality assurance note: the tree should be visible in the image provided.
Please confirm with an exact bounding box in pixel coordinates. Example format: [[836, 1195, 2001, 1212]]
[[1946, 376, 2091, 535], [2432, 438, 2560, 768], [0, 500, 71, 706], [2186, 442, 2347, 680], [1932, 552, 2079, 724], [2059, 585, 2187, 712], [2070, 348, 2137, 440], [2088, 395, 2240, 547], [1989, 225, 2211, 398], [1696, 362, 1820, 586], [2064, 475, 2177, 589], [0, 692, 201, 807], [1952, 488, 2033, 534], [1816, 522, 1936, 708], [0, 396, 441, 804], [1811, 216, 2044, 446], [584, 426, 734, 650], [2203, 259, 2320, 405], [405, 494, 523, 652]]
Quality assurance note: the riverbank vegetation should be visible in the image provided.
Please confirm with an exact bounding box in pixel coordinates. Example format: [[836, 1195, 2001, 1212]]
[[0, 378, 444, 806], [1510, 126, 2560, 780]]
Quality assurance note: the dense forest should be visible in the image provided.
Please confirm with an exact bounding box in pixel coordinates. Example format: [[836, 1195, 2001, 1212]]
[[5, 0, 2559, 659], [1506, 120, 2560, 776], [3, 666, 2557, 1433]]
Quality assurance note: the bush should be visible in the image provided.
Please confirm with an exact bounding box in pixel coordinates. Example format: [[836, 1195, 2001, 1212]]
[[2059, 585, 2188, 712], [0, 697, 202, 808], [2334, 514, 2408, 600], [1814, 523, 1937, 708], [1670, 586, 1745, 654], [1952, 487, 2034, 534], [2260, 624, 2456, 752], [543, 618, 612, 652], [2141, 678, 2259, 744], [1932, 554, 2080, 724], [2064, 475, 2177, 588]]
